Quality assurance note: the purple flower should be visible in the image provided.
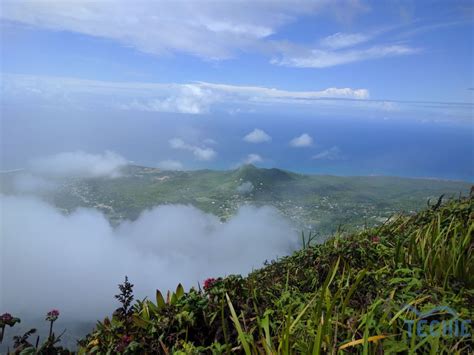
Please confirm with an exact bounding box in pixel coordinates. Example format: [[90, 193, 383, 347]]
[[46, 309, 60, 321]]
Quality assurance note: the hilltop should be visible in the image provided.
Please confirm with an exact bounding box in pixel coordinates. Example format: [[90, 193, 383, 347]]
[[233, 164, 295, 185]]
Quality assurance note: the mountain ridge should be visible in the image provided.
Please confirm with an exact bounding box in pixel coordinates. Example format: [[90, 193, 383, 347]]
[[123, 163, 472, 183]]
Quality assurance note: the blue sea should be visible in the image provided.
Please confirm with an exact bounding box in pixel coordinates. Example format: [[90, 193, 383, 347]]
[[1, 106, 473, 181]]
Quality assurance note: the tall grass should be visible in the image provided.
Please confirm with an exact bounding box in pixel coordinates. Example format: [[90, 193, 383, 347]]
[[404, 210, 473, 288]]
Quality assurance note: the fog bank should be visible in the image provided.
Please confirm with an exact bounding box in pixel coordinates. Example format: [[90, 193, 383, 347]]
[[1, 195, 297, 321], [29, 151, 127, 178]]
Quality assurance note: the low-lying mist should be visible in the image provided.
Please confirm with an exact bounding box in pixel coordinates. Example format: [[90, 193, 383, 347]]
[[1, 194, 298, 322]]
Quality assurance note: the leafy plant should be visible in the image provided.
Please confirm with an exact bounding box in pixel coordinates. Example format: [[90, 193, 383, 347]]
[[115, 276, 135, 319], [0, 313, 21, 344], [3, 310, 70, 354]]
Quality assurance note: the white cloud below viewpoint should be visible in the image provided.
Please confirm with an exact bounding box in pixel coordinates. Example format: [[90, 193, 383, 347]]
[[243, 129, 272, 143], [29, 151, 128, 178], [290, 133, 313, 147], [169, 138, 217, 161]]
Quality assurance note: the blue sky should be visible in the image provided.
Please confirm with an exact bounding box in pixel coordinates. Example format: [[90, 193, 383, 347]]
[[0, 0, 473, 180]]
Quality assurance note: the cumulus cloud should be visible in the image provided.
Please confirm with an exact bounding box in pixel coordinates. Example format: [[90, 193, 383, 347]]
[[29, 151, 128, 178], [169, 138, 217, 161], [122, 85, 215, 114], [157, 160, 184, 171], [193, 148, 217, 161], [243, 128, 272, 143], [1, 195, 297, 320], [244, 154, 263, 165], [236, 181, 254, 194], [169, 138, 187, 149], [290, 133, 313, 147], [312, 146, 343, 160]]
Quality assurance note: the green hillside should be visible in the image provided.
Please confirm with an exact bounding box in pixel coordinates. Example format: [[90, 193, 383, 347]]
[[71, 195, 471, 353], [3, 196, 473, 353], [2, 165, 470, 237]]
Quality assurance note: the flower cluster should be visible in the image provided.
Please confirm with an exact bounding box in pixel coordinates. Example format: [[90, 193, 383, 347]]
[[203, 278, 217, 291], [46, 309, 60, 322], [371, 236, 380, 244]]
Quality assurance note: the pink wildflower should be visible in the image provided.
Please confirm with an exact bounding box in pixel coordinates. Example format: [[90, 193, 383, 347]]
[[46, 309, 60, 321], [203, 278, 217, 291]]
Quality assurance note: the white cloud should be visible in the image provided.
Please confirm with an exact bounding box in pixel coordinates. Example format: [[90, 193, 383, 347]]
[[236, 181, 254, 194], [29, 151, 128, 178], [198, 81, 370, 100], [0, 1, 367, 60], [12, 173, 57, 193], [169, 138, 186, 149], [320, 32, 370, 49], [312, 146, 342, 160], [351, 99, 401, 112], [243, 128, 272, 143], [157, 160, 184, 171], [5, 74, 467, 120], [272, 44, 419, 68], [1, 195, 297, 320], [2, 74, 370, 114], [169, 138, 217, 161], [379, 101, 398, 111], [244, 153, 263, 164], [203, 138, 218, 145], [122, 84, 215, 114], [193, 147, 217, 161], [290, 133, 313, 147], [0, 1, 420, 72]]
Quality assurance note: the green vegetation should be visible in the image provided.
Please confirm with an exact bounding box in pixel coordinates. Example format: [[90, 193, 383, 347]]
[[62, 195, 469, 354], [2, 165, 470, 237], [47, 165, 474, 235], [1, 310, 69, 354], [2, 176, 472, 354]]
